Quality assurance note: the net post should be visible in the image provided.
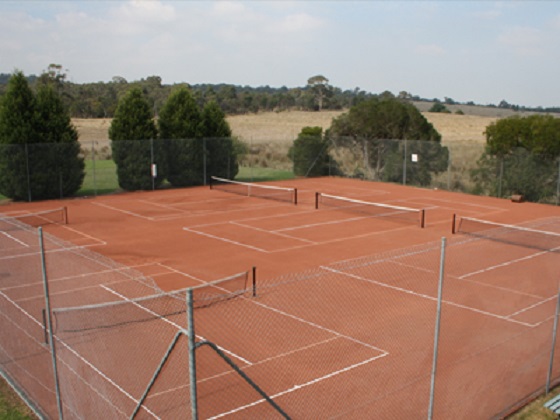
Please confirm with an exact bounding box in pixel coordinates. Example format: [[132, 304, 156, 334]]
[[252, 266, 257, 297], [63, 206, 68, 225], [209, 176, 213, 190], [451, 214, 456, 234], [315, 192, 320, 210], [420, 209, 425, 228], [294, 188, 298, 205]]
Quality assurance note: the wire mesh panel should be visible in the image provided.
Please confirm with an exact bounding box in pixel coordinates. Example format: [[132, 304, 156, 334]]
[[434, 218, 560, 417], [190, 243, 442, 418]]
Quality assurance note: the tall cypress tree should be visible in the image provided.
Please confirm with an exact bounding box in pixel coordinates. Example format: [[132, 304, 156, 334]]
[[158, 87, 203, 186], [200, 101, 238, 180], [0, 71, 38, 200], [109, 88, 160, 191], [33, 84, 85, 199]]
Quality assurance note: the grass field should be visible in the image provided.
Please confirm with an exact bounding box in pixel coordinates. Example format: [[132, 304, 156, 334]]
[[0, 376, 35, 419], [73, 108, 497, 144]]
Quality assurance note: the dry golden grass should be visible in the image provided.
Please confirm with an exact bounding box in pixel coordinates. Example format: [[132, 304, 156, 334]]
[[72, 110, 496, 145], [73, 118, 112, 143]]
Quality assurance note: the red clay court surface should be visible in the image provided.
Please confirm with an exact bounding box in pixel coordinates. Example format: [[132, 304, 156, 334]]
[[2, 176, 560, 418]]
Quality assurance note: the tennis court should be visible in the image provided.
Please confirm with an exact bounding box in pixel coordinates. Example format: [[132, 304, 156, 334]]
[[2, 176, 560, 418]]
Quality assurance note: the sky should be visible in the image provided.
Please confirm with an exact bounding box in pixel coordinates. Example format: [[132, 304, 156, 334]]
[[1, 1, 560, 108]]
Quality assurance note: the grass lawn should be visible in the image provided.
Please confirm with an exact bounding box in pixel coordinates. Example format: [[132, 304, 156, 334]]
[[0, 376, 35, 419], [236, 166, 295, 182], [78, 159, 119, 196]]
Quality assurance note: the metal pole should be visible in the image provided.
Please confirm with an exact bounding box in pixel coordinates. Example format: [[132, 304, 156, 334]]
[[447, 149, 451, 191], [187, 289, 198, 420], [39, 227, 64, 419], [428, 237, 447, 420], [403, 139, 407, 185], [25, 143, 32, 202], [498, 157, 504, 198], [203, 139, 207, 186], [556, 159, 560, 206], [92, 141, 97, 197], [546, 290, 560, 393], [150, 138, 155, 191]]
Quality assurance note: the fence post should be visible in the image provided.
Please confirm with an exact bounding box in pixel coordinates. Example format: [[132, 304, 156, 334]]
[[447, 149, 451, 191], [556, 159, 560, 206], [92, 141, 97, 197], [403, 139, 407, 185], [428, 237, 447, 420], [498, 157, 504, 198], [546, 290, 560, 393], [203, 138, 207, 186], [187, 289, 198, 420], [39, 227, 64, 419], [150, 139, 155, 191], [25, 143, 32, 202]]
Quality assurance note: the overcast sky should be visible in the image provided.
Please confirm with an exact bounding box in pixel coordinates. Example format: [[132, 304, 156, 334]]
[[2, 1, 559, 108]]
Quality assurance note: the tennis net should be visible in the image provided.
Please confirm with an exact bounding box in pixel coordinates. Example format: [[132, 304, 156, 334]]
[[0, 207, 67, 232], [453, 216, 560, 252], [316, 193, 425, 228], [54, 271, 252, 333], [210, 176, 297, 205]]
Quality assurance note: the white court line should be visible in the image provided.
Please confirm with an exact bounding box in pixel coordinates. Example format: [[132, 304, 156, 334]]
[[100, 284, 252, 365], [230, 221, 318, 245], [249, 297, 385, 353], [183, 227, 269, 253], [0, 289, 154, 418], [389, 259, 545, 300], [58, 225, 107, 246], [1, 231, 30, 248], [507, 295, 558, 319], [458, 247, 557, 280], [273, 214, 381, 232], [209, 354, 387, 419], [92, 202, 155, 221], [1, 262, 158, 293], [321, 266, 536, 328]]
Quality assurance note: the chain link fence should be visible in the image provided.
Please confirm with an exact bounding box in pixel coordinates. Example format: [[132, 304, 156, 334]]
[[2, 210, 560, 418], [1, 138, 559, 205]]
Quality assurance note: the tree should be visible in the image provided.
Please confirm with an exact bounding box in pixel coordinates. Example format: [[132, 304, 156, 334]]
[[200, 101, 239, 180], [327, 97, 446, 185], [0, 71, 84, 200], [109, 88, 160, 191], [0, 71, 38, 200], [158, 87, 203, 186], [288, 126, 330, 177], [32, 84, 85, 199], [307, 75, 332, 111], [473, 115, 560, 201], [428, 102, 450, 113]]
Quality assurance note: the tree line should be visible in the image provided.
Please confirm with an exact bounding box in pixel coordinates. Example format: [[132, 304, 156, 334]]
[[2, 67, 558, 118], [1, 69, 559, 204], [0, 71, 238, 199]]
